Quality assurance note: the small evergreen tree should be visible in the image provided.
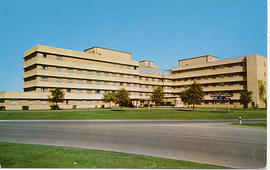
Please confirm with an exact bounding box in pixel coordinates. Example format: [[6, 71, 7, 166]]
[[150, 86, 164, 106], [240, 91, 253, 109], [48, 88, 64, 110], [179, 81, 204, 110], [258, 80, 267, 107], [115, 88, 130, 110], [102, 92, 116, 108]]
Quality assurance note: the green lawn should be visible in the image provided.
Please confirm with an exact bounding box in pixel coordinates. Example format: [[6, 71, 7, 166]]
[[0, 108, 266, 120], [0, 142, 227, 168], [232, 122, 267, 128]]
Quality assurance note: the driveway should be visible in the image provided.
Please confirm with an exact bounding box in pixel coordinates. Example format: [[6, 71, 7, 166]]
[[0, 120, 266, 168]]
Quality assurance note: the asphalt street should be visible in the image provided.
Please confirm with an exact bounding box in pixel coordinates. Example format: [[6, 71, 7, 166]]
[[0, 120, 266, 168]]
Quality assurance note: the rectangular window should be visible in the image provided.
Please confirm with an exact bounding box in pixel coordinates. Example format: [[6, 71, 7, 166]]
[[104, 81, 108, 85], [10, 100, 18, 105], [120, 74, 123, 78], [67, 79, 73, 83], [43, 54, 48, 58], [158, 79, 162, 82], [40, 101, 48, 105], [87, 71, 92, 75], [28, 100, 35, 105], [87, 90, 91, 94], [127, 75, 130, 79], [96, 71, 100, 76], [139, 84, 142, 88], [104, 91, 108, 95], [96, 90, 100, 94], [112, 64, 116, 67], [134, 66, 137, 70], [120, 82, 123, 86], [67, 68, 73, 73], [77, 90, 82, 94], [139, 77, 142, 80], [152, 78, 155, 82], [87, 101, 91, 105], [41, 77, 48, 81], [127, 66, 131, 69], [67, 89, 72, 93], [42, 65, 48, 70], [87, 80, 92, 84], [112, 73, 116, 77], [56, 56, 63, 60], [113, 82, 116, 86], [41, 88, 48, 92], [78, 80, 83, 84], [127, 83, 130, 87], [56, 67, 62, 72], [78, 69, 82, 74], [145, 85, 149, 88], [96, 81, 100, 85], [56, 78, 62, 83], [145, 78, 149, 81], [77, 101, 82, 105], [104, 72, 108, 77]]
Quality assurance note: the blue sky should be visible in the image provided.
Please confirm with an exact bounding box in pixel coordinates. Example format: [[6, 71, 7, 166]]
[[0, 0, 267, 91]]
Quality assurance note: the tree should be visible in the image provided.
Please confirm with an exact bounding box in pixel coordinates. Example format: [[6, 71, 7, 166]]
[[48, 88, 64, 110], [102, 92, 116, 108], [115, 88, 130, 110], [179, 81, 204, 110], [150, 86, 164, 106], [240, 91, 253, 109], [258, 80, 267, 107]]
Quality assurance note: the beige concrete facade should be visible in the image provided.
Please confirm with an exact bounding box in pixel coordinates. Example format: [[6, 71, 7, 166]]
[[0, 45, 267, 110]]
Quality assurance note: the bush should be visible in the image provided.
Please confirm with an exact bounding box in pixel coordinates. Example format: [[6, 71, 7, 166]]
[[50, 104, 60, 110], [0, 106, 6, 110], [72, 105, 77, 109], [100, 105, 105, 108], [22, 105, 29, 110]]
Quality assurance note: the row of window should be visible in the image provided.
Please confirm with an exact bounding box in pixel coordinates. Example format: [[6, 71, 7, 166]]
[[174, 62, 245, 74], [174, 82, 244, 89], [40, 76, 169, 88], [175, 73, 244, 82], [9, 100, 93, 105], [42, 54, 138, 70], [40, 65, 166, 82]]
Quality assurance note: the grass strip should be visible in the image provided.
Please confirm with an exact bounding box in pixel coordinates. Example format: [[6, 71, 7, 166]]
[[232, 122, 266, 127], [0, 142, 227, 168], [0, 108, 266, 120]]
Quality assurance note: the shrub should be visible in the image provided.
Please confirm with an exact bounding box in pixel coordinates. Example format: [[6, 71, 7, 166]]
[[50, 104, 60, 110], [100, 105, 105, 108], [22, 105, 29, 110], [72, 105, 77, 109], [0, 106, 6, 110]]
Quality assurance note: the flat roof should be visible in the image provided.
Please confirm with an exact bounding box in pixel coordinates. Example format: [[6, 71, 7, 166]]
[[84, 46, 132, 54]]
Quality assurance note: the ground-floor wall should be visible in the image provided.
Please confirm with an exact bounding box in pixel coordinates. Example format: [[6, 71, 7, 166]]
[[0, 98, 245, 110]]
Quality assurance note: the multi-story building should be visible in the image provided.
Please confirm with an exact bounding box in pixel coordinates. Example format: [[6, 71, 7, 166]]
[[0, 45, 267, 110]]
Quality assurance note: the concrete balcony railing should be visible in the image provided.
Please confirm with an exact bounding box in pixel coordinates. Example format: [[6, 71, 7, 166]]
[[172, 76, 246, 86], [24, 69, 140, 84], [30, 58, 140, 75], [24, 81, 140, 91], [173, 66, 245, 79]]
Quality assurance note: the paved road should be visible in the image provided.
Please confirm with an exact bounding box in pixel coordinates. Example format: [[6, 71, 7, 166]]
[[0, 120, 266, 168]]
